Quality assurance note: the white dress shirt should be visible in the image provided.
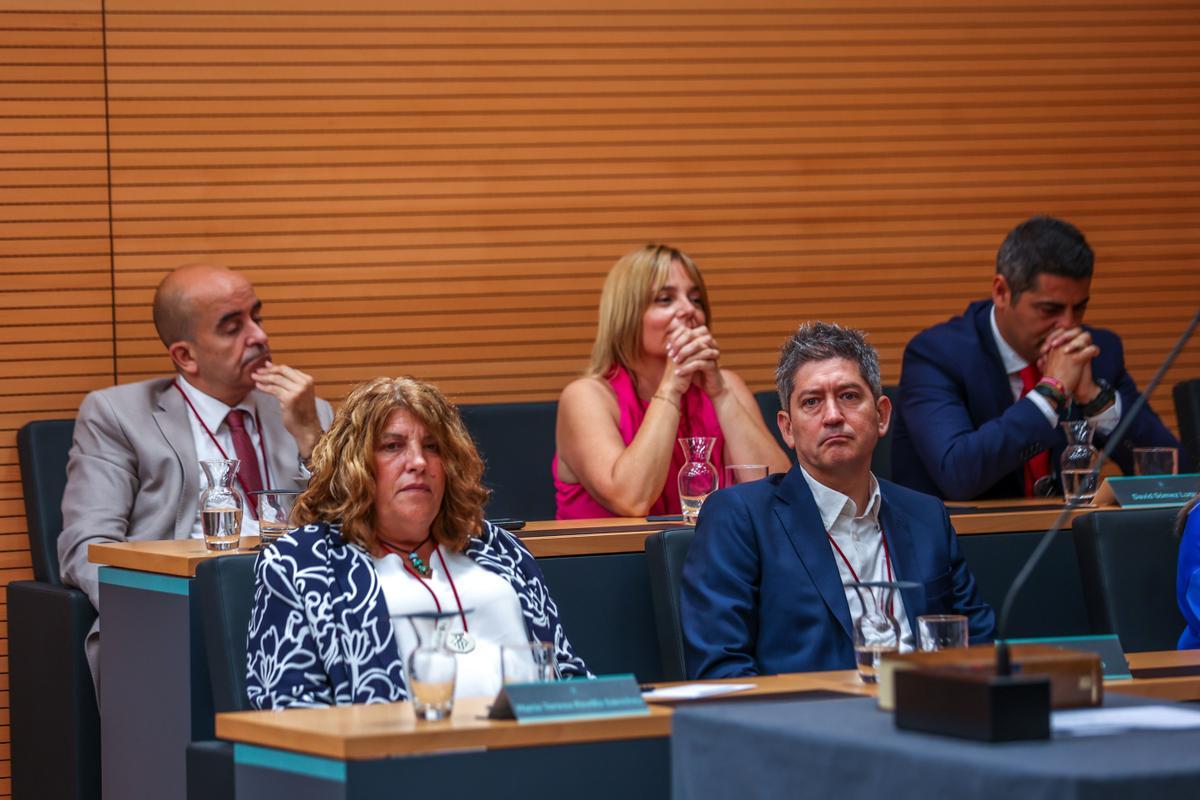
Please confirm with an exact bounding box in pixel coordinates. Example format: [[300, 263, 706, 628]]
[[989, 306, 1120, 433], [176, 377, 265, 537], [375, 547, 533, 699], [799, 466, 914, 652]]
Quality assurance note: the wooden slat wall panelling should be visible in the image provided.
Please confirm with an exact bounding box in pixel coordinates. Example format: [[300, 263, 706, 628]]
[[100, 0, 1198, 428], [0, 2, 1191, 797], [0, 1, 112, 795]]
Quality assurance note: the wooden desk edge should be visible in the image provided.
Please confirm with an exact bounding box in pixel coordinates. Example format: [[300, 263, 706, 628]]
[[215, 651, 1200, 761], [216, 702, 673, 761], [88, 502, 1128, 574]]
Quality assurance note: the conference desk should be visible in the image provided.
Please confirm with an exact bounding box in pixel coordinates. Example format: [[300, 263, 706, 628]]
[[84, 501, 1127, 800], [214, 651, 1200, 800]]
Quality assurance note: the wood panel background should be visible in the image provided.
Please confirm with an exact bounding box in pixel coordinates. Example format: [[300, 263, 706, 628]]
[[3, 0, 1200, 795]]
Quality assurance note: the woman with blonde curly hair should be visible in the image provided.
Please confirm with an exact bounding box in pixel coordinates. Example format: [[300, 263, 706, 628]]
[[246, 376, 588, 710], [555, 244, 790, 518]]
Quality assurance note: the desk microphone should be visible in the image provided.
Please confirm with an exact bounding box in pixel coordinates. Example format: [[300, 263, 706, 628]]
[[893, 309, 1199, 741], [995, 307, 1200, 675]]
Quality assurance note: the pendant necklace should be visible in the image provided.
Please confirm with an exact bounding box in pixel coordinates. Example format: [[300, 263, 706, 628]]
[[383, 537, 476, 654]]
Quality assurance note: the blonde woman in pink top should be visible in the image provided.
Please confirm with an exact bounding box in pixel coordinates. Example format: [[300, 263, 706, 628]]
[[554, 244, 790, 519]]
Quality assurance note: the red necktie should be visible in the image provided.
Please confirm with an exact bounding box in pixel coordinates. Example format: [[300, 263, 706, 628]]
[[226, 410, 263, 516], [1017, 365, 1051, 496]]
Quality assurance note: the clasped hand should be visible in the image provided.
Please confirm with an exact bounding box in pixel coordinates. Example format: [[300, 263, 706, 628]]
[[1039, 327, 1101, 403], [660, 320, 725, 400]]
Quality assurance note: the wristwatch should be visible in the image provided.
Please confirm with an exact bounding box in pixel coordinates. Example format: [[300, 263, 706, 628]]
[[1079, 379, 1116, 418]]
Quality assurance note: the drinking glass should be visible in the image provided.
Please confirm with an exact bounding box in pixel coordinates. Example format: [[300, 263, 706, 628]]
[[199, 459, 242, 552], [917, 614, 969, 652], [724, 464, 769, 487], [408, 643, 457, 721], [1134, 447, 1179, 476], [501, 641, 559, 685], [253, 489, 300, 547]]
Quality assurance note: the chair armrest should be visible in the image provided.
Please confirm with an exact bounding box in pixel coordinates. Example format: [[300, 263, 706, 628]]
[[8, 580, 100, 800]]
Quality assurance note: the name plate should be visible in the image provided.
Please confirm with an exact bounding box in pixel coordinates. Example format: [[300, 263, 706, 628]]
[[1006, 634, 1131, 680], [488, 674, 648, 723], [1094, 474, 1200, 507]]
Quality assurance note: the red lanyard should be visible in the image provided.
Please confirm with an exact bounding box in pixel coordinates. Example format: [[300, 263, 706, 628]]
[[382, 541, 470, 633], [173, 381, 272, 499], [826, 520, 895, 618]]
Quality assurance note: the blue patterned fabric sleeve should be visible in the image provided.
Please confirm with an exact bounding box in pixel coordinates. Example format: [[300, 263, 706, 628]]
[[245, 530, 334, 709], [245, 523, 408, 709], [470, 521, 591, 678]]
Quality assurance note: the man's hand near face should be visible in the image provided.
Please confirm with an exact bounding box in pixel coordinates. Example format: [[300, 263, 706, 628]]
[[1039, 327, 1101, 402], [252, 361, 323, 459]]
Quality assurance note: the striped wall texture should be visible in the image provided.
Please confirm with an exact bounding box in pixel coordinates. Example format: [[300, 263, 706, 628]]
[[3, 0, 1200, 794]]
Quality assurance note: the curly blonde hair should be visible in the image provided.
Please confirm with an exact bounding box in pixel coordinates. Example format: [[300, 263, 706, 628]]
[[293, 376, 488, 552], [587, 243, 710, 377]]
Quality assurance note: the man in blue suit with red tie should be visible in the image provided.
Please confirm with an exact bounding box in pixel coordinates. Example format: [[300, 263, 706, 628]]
[[681, 322, 994, 678], [891, 216, 1180, 501]]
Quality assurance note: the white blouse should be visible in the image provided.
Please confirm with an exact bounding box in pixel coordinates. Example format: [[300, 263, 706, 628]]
[[374, 545, 533, 699]]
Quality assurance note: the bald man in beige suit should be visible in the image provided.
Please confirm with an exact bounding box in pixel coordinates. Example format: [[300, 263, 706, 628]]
[[58, 264, 334, 690]]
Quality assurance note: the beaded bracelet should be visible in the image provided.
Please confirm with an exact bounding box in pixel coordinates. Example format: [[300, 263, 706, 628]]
[[1038, 375, 1067, 395], [1032, 382, 1067, 412]]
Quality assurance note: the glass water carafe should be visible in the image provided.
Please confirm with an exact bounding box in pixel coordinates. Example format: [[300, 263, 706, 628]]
[[199, 459, 243, 552], [1060, 420, 1100, 504], [677, 436, 719, 524], [848, 580, 907, 684]]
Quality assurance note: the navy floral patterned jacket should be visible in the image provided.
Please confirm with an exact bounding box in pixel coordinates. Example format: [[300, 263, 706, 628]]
[[246, 520, 590, 709]]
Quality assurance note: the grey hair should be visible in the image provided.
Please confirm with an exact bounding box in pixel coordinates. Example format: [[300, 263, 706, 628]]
[[996, 215, 1093, 299], [775, 321, 882, 409]]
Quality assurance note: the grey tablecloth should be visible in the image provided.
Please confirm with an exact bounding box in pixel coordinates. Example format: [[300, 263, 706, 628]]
[[672, 694, 1200, 800]]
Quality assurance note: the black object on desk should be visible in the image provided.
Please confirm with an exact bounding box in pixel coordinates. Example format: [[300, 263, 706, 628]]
[[647, 514, 686, 522], [486, 518, 526, 531]]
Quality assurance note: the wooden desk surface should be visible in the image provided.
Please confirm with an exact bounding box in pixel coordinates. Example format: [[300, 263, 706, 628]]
[[216, 650, 1200, 761], [216, 695, 675, 761], [89, 500, 1118, 577]]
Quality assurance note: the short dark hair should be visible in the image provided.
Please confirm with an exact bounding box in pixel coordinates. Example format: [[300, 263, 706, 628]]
[[995, 216, 1093, 298], [776, 321, 881, 409]]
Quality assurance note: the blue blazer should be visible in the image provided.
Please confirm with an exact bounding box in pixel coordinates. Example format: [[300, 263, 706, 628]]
[[891, 299, 1180, 500], [1177, 502, 1200, 649], [680, 468, 994, 678]]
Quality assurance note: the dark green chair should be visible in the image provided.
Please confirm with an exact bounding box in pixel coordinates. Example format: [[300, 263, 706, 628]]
[[1072, 507, 1186, 653], [9, 419, 101, 800], [459, 401, 558, 521], [187, 553, 257, 800], [644, 528, 697, 682]]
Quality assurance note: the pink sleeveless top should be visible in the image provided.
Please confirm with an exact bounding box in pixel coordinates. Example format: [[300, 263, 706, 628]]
[[553, 365, 725, 519]]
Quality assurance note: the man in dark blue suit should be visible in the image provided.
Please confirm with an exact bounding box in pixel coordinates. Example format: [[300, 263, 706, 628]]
[[681, 322, 993, 678], [891, 216, 1179, 500]]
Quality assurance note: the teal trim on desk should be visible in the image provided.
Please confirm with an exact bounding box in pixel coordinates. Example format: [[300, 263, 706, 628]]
[[98, 566, 191, 597], [1007, 634, 1120, 645], [235, 743, 347, 783], [1006, 634, 1132, 680]]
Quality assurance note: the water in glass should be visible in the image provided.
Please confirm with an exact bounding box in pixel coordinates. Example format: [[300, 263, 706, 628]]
[[199, 459, 243, 551], [677, 437, 718, 524]]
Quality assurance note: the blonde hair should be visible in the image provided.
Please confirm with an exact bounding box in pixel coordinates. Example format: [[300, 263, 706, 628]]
[[587, 244, 710, 376], [293, 376, 488, 552]]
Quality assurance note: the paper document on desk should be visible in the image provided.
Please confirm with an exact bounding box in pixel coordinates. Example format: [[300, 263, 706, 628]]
[[642, 683, 755, 701], [1052, 705, 1200, 737]]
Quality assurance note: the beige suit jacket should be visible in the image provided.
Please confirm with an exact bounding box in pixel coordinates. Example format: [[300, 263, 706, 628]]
[[58, 376, 334, 610]]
